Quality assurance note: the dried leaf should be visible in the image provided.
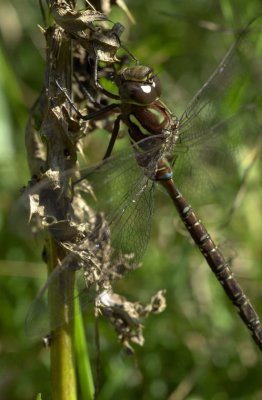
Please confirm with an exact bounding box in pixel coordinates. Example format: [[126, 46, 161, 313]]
[[75, 23, 124, 63], [28, 193, 41, 221], [97, 289, 166, 352], [51, 1, 124, 63], [142, 290, 167, 315], [51, 1, 107, 33]]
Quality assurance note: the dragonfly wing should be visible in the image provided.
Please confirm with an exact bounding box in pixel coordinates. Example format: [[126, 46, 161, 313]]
[[78, 140, 158, 266], [25, 136, 162, 336], [172, 105, 259, 205], [108, 175, 155, 265], [25, 181, 155, 337], [170, 18, 260, 205], [12, 135, 163, 241], [178, 18, 258, 130]]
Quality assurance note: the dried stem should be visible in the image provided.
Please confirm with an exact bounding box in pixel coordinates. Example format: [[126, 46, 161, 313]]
[[26, 3, 80, 398]]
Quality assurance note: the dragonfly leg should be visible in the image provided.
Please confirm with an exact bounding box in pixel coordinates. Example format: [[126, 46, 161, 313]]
[[55, 80, 81, 116], [55, 80, 120, 120], [91, 54, 120, 100], [73, 73, 100, 107], [103, 115, 122, 160]]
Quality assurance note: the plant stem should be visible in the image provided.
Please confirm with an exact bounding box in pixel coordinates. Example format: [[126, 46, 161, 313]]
[[48, 237, 77, 400]]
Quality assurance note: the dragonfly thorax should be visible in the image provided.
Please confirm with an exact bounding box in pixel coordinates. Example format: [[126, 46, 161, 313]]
[[116, 65, 161, 105]]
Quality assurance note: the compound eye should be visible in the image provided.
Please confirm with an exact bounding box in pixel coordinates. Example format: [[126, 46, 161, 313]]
[[137, 83, 156, 103], [119, 79, 161, 105], [152, 76, 161, 97], [133, 83, 157, 104]]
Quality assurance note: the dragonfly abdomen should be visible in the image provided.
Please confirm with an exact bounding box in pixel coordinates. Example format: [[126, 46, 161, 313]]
[[161, 178, 262, 349], [154, 159, 173, 181]]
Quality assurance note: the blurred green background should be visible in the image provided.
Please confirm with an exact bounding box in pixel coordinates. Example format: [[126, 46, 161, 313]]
[[0, 0, 262, 399]]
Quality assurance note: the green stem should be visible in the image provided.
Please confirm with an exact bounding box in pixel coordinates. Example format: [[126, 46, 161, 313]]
[[48, 237, 77, 400]]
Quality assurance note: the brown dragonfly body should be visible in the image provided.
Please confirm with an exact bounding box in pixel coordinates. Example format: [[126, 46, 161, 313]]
[[112, 65, 262, 350]]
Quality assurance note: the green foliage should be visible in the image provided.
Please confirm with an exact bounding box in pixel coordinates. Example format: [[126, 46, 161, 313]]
[[0, 0, 262, 399]]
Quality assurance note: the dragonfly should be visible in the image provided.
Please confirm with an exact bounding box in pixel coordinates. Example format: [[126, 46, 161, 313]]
[[26, 18, 262, 349]]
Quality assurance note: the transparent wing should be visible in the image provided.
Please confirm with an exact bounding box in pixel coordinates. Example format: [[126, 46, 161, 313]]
[[168, 18, 260, 206], [178, 18, 257, 129], [77, 136, 159, 264], [171, 106, 259, 205], [24, 136, 161, 336]]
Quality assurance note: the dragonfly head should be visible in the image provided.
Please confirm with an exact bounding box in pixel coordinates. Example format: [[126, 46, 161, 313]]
[[116, 65, 161, 105]]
